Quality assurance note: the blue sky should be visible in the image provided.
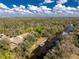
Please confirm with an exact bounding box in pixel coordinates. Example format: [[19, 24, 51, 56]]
[[0, 0, 79, 17], [0, 0, 79, 8], [0, 0, 56, 8]]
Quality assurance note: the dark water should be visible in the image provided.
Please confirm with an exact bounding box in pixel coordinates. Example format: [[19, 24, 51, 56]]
[[29, 25, 74, 59], [30, 33, 62, 59]]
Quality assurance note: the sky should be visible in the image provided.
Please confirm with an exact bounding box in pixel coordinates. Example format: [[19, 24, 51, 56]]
[[0, 0, 79, 17]]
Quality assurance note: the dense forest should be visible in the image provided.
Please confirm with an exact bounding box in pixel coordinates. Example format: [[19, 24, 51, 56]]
[[0, 18, 79, 59]]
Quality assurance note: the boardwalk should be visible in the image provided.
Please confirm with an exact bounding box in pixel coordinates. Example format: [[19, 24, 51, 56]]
[[30, 33, 62, 59], [28, 37, 47, 57]]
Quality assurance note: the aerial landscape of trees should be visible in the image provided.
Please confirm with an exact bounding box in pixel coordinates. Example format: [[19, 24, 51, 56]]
[[0, 18, 79, 59]]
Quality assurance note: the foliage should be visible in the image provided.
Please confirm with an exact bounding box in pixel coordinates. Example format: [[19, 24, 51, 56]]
[[0, 18, 78, 59]]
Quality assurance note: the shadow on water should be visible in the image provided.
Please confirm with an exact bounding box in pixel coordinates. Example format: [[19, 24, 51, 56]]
[[30, 32, 62, 59]]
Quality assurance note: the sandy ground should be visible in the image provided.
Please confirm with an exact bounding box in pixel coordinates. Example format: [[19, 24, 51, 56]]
[[70, 54, 79, 59]]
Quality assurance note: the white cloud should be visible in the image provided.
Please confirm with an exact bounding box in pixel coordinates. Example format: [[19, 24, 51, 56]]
[[13, 5, 17, 8], [26, 5, 53, 17], [25, 10, 33, 14], [53, 4, 77, 12], [11, 5, 27, 14], [44, 0, 54, 3], [4, 9, 14, 13], [19, 5, 25, 9], [53, 3, 79, 17], [0, 4, 30, 17], [57, 0, 68, 4], [0, 3, 79, 17], [28, 5, 51, 11], [27, 5, 52, 15], [40, 6, 52, 10], [0, 3, 9, 9], [28, 5, 39, 11]]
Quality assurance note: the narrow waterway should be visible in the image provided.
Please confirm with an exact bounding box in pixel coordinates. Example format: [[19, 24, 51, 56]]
[[30, 32, 62, 59]]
